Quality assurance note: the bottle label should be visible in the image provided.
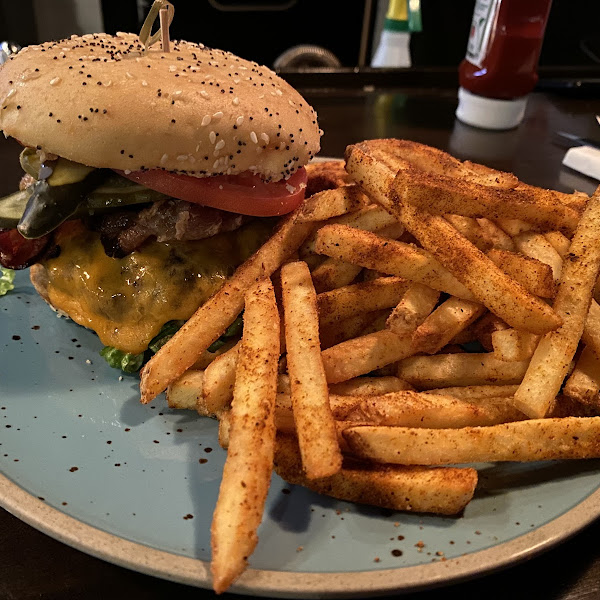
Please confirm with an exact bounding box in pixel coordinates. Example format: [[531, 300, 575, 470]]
[[466, 0, 501, 68]]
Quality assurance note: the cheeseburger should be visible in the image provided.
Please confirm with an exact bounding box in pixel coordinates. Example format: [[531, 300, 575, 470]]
[[0, 33, 321, 369]]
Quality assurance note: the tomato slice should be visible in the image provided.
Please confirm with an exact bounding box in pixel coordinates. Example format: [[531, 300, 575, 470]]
[[118, 168, 308, 217]]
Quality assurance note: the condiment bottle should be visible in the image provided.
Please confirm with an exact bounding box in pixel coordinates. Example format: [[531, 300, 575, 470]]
[[456, 0, 553, 130], [371, 0, 422, 68]]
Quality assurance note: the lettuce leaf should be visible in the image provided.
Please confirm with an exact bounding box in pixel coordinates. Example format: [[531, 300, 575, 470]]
[[0, 267, 15, 296]]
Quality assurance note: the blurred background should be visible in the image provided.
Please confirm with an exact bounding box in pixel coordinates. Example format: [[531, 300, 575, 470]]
[[0, 0, 599, 73]]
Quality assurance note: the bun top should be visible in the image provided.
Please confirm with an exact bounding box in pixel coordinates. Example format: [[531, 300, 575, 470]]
[[0, 33, 321, 181]]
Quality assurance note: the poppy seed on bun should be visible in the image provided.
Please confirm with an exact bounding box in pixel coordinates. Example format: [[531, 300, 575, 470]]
[[0, 33, 321, 181]]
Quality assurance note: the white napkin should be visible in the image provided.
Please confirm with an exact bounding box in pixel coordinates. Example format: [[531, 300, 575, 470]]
[[562, 145, 600, 181]]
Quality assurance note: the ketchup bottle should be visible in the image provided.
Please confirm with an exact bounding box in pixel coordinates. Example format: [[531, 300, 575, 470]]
[[456, 0, 553, 130]]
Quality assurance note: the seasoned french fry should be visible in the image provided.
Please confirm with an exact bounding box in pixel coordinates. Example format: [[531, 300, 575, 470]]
[[317, 276, 408, 328], [346, 390, 526, 428], [393, 161, 580, 233], [494, 218, 532, 237], [386, 282, 440, 336], [513, 231, 563, 281], [345, 138, 559, 332], [471, 312, 509, 351], [166, 370, 204, 411], [396, 202, 562, 335], [563, 347, 600, 406], [487, 248, 556, 298], [544, 230, 572, 259], [323, 329, 415, 384], [311, 258, 362, 293], [343, 418, 600, 465], [202, 343, 240, 416], [423, 384, 519, 399], [397, 353, 529, 389], [412, 296, 485, 355], [319, 310, 388, 349], [476, 218, 516, 251], [444, 214, 492, 251], [273, 434, 478, 516], [218, 410, 231, 449], [298, 184, 370, 222], [140, 212, 312, 404], [329, 376, 414, 396], [305, 160, 351, 196], [275, 390, 363, 421], [582, 299, 600, 357], [314, 224, 475, 299], [514, 188, 600, 418], [299, 205, 397, 257], [211, 278, 280, 594], [281, 261, 342, 479], [492, 328, 540, 362]]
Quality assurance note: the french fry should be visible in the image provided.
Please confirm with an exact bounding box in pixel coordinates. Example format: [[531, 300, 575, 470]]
[[298, 184, 370, 223], [393, 161, 580, 233], [344, 138, 558, 331], [492, 328, 540, 362], [300, 204, 398, 257], [218, 410, 232, 449], [305, 159, 351, 196], [582, 299, 600, 357], [346, 390, 526, 428], [543, 230, 572, 259], [329, 376, 414, 396], [273, 434, 478, 516], [397, 353, 529, 389], [211, 278, 280, 594], [166, 370, 204, 411], [563, 347, 600, 406], [191, 338, 239, 370], [317, 276, 408, 328], [275, 390, 363, 421], [471, 312, 509, 351], [423, 384, 519, 399], [343, 417, 600, 465], [360, 309, 393, 335], [495, 218, 532, 237], [513, 231, 563, 281], [323, 329, 415, 384], [386, 282, 440, 336], [140, 212, 313, 404], [202, 343, 240, 416], [513, 188, 600, 418], [319, 309, 388, 349], [444, 214, 492, 251], [281, 261, 342, 479], [412, 296, 485, 354], [476, 218, 516, 251], [311, 258, 362, 293], [487, 248, 556, 298], [314, 224, 475, 299], [396, 202, 562, 335]]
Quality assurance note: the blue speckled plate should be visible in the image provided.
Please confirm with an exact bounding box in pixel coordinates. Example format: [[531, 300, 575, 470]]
[[1, 270, 600, 597]]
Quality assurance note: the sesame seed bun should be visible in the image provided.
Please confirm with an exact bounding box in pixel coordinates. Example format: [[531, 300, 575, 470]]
[[0, 33, 321, 181]]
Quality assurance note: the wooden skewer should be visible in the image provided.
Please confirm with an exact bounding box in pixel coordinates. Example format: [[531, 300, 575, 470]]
[[160, 6, 170, 53]]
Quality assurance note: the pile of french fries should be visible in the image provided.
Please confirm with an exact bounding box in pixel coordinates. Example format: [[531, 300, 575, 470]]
[[139, 139, 600, 594]]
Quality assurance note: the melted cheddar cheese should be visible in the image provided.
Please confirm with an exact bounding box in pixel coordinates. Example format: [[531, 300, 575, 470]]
[[40, 220, 273, 353]]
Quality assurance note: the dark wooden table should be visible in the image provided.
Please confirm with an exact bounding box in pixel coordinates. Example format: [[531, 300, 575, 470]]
[[1, 87, 600, 600]]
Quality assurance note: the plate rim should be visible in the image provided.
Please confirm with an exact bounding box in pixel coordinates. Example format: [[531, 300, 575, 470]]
[[2, 471, 599, 598]]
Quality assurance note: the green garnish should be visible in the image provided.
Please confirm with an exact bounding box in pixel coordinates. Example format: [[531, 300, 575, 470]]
[[99, 347, 144, 373], [0, 267, 15, 296]]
